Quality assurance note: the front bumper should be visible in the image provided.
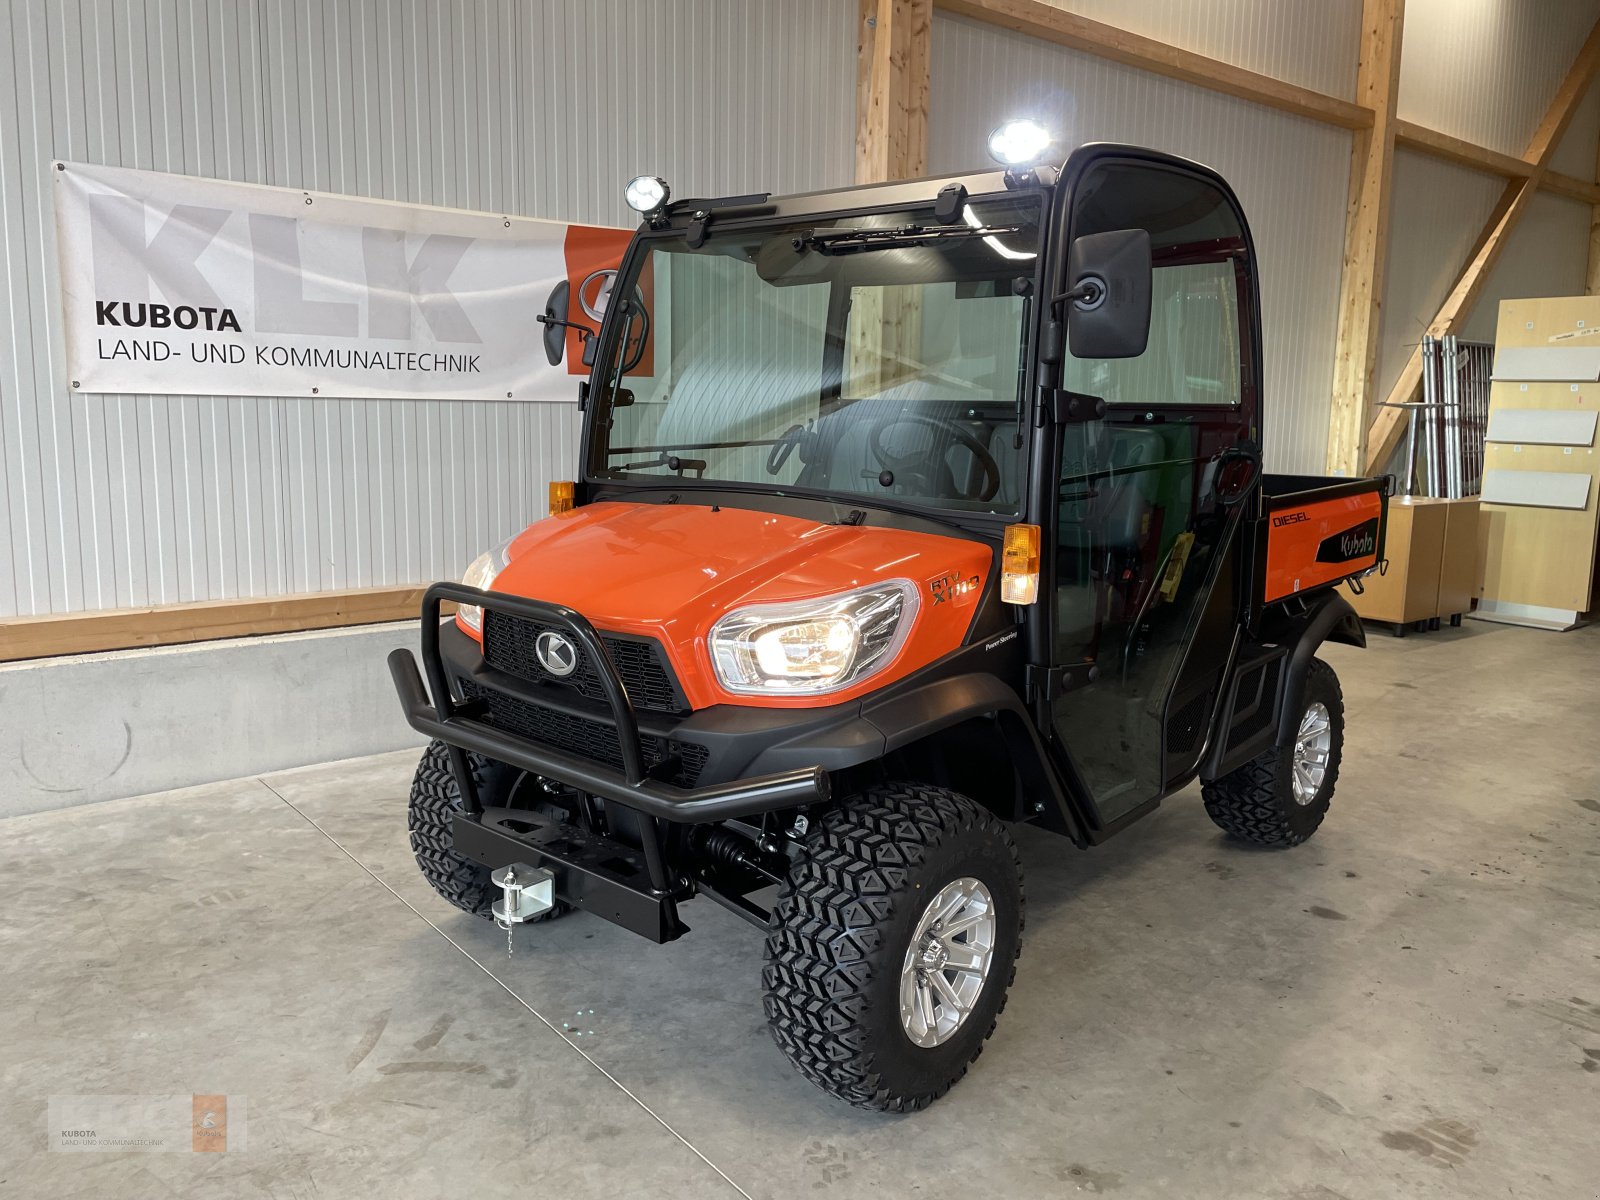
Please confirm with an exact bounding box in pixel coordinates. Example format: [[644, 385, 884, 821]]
[[388, 583, 834, 824]]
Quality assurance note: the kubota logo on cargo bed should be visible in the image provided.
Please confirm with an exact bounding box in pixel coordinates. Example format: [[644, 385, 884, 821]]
[[1314, 518, 1379, 563]]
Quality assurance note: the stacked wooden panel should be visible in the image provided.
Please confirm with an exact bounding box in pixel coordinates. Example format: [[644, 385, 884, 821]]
[[1475, 297, 1600, 630]]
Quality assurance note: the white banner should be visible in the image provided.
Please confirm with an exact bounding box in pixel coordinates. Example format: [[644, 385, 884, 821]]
[[53, 161, 636, 401]]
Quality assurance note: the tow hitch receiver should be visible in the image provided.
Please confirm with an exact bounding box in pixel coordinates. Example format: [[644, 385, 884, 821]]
[[492, 863, 555, 929], [456, 809, 688, 943]]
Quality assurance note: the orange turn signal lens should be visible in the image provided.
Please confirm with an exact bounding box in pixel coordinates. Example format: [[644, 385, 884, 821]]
[[548, 480, 576, 515], [1001, 523, 1041, 605]]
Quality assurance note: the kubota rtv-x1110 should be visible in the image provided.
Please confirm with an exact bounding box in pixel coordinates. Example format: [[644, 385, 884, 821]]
[[390, 126, 1389, 1111]]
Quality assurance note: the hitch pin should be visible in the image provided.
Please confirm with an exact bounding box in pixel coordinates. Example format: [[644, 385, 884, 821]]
[[491, 863, 556, 957]]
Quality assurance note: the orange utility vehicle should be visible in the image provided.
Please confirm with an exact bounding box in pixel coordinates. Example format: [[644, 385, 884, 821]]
[[390, 130, 1389, 1112]]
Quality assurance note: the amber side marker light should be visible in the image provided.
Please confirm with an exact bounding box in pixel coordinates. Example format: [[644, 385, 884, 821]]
[[549, 480, 576, 515], [1001, 523, 1041, 604]]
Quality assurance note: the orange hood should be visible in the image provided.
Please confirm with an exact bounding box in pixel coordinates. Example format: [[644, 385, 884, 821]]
[[481, 500, 991, 709]]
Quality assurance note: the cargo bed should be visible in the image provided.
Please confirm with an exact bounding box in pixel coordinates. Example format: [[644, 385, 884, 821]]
[[1252, 474, 1390, 609]]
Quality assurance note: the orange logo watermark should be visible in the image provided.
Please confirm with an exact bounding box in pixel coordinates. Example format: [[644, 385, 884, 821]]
[[191, 1094, 227, 1153]]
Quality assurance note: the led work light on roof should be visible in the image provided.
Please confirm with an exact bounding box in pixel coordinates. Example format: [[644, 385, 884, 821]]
[[624, 175, 670, 215], [987, 119, 1054, 167]]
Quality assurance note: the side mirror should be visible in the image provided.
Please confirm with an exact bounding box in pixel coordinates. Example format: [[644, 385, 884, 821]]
[[1065, 228, 1152, 360], [542, 280, 570, 366]]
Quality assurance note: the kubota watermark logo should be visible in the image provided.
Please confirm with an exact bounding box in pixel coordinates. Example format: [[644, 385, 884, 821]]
[[48, 1093, 244, 1153]]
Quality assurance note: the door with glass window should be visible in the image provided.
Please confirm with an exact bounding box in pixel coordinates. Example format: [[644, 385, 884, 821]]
[[1049, 157, 1260, 825]]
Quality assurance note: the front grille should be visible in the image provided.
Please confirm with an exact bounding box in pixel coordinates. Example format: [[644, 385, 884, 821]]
[[460, 680, 709, 788], [482, 611, 686, 714]]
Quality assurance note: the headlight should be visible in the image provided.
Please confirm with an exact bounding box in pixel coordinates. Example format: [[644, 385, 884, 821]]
[[709, 581, 919, 696], [456, 536, 518, 634]]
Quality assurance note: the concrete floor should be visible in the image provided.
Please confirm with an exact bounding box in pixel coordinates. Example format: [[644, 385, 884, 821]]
[[3, 620, 1598, 1199]]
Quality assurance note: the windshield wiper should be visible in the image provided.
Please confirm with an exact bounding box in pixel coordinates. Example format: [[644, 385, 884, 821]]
[[794, 223, 1022, 256], [611, 451, 709, 477]]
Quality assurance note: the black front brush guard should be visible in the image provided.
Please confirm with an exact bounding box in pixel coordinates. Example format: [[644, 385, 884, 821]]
[[388, 583, 831, 827]]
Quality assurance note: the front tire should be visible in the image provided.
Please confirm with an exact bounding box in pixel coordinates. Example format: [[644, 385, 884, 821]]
[[762, 781, 1024, 1112], [1202, 657, 1344, 846], [408, 740, 568, 921]]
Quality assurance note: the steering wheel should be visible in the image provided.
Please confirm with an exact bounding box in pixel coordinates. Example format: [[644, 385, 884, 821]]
[[867, 411, 1002, 503], [766, 423, 816, 476]]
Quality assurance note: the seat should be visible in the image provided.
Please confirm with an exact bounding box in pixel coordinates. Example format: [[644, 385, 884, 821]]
[[1097, 427, 1165, 550], [796, 386, 991, 502]]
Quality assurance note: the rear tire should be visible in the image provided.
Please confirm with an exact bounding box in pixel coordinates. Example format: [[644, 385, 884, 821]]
[[408, 740, 568, 921], [762, 781, 1023, 1112], [1202, 658, 1343, 846]]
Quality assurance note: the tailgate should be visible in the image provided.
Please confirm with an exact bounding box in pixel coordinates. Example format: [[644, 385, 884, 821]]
[[1255, 475, 1389, 606]]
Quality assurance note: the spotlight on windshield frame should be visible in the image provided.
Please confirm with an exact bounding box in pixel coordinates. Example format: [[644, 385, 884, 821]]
[[624, 175, 670, 216], [986, 119, 1054, 168]]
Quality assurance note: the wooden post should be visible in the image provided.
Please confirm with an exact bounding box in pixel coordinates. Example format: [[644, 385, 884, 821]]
[[856, 0, 931, 185], [1326, 0, 1405, 477], [853, 0, 932, 394], [1367, 17, 1600, 471]]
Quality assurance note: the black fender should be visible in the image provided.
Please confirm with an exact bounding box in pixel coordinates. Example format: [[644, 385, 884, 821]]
[[860, 672, 1083, 840], [1201, 591, 1363, 782], [1268, 591, 1364, 745]]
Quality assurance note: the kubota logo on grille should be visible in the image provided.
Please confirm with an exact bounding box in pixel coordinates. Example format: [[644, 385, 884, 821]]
[[534, 631, 579, 677]]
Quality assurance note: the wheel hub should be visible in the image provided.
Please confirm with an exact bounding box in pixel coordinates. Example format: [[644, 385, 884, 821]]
[[1291, 700, 1333, 806], [899, 877, 997, 1049]]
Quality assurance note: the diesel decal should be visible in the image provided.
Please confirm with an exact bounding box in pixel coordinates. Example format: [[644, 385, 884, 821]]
[[929, 570, 980, 605], [1271, 510, 1308, 527], [1315, 518, 1379, 563]]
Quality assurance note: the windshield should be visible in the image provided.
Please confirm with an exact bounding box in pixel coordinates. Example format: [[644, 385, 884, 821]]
[[587, 195, 1043, 516]]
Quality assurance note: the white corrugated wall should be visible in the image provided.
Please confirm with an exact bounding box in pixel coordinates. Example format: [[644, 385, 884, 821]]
[[1377, 151, 1506, 401], [0, 0, 855, 618], [1399, 0, 1600, 157], [1383, 0, 1600, 403], [1030, 0, 1362, 96], [928, 10, 1358, 473]]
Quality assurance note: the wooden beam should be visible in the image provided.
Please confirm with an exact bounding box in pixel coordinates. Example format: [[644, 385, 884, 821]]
[[857, 0, 932, 184], [1393, 119, 1531, 179], [0, 586, 442, 662], [1394, 119, 1600, 203], [1544, 169, 1600, 206], [1367, 17, 1600, 472], [1326, 0, 1406, 477], [934, 0, 1371, 129]]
